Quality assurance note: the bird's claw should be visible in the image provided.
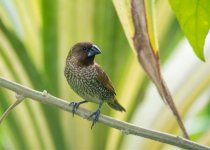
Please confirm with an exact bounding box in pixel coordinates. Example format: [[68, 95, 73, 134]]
[[69, 102, 81, 116], [88, 109, 101, 129], [69, 100, 88, 117]]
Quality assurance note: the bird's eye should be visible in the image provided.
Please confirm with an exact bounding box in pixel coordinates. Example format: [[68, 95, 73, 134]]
[[83, 47, 87, 51]]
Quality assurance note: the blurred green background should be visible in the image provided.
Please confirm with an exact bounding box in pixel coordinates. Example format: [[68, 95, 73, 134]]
[[0, 0, 210, 149]]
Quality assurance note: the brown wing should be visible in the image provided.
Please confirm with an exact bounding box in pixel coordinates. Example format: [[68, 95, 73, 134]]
[[95, 64, 116, 95]]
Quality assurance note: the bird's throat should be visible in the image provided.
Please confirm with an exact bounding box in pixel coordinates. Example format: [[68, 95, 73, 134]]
[[78, 55, 95, 67]]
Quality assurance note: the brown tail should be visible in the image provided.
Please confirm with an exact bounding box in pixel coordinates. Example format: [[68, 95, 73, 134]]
[[107, 98, 126, 112]]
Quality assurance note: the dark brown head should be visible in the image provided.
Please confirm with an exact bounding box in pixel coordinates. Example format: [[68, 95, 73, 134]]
[[67, 42, 101, 66]]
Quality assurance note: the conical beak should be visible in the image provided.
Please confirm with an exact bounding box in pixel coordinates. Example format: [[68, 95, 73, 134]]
[[88, 45, 101, 57]]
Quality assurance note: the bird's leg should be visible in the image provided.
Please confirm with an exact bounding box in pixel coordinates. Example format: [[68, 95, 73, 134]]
[[88, 101, 103, 129], [69, 100, 88, 116]]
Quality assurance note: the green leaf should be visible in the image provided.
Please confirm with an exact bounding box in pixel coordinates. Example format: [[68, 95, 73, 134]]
[[0, 19, 45, 90], [42, 0, 59, 95], [169, 0, 210, 60]]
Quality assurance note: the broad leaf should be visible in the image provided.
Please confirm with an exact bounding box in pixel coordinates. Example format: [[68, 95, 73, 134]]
[[169, 0, 210, 60]]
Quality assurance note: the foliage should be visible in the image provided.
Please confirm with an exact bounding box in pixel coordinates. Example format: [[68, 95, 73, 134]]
[[169, 0, 210, 60], [0, 0, 209, 149]]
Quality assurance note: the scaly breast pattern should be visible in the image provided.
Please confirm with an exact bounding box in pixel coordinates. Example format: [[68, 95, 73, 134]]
[[64, 61, 114, 103]]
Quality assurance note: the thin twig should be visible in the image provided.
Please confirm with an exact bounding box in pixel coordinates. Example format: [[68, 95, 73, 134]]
[[0, 94, 24, 124], [0, 77, 209, 150]]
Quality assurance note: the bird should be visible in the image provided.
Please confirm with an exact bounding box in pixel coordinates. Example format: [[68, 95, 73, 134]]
[[64, 42, 125, 128]]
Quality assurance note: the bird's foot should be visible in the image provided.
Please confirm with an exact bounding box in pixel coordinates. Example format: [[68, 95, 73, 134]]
[[69, 100, 87, 116], [69, 102, 80, 116], [88, 109, 101, 129]]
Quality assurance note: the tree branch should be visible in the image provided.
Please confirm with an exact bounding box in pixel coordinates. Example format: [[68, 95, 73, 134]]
[[0, 77, 209, 150]]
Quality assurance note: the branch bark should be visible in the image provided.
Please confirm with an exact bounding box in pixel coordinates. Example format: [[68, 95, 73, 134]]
[[0, 77, 209, 150]]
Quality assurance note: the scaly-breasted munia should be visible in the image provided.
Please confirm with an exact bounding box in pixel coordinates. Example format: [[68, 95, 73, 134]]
[[64, 42, 125, 128]]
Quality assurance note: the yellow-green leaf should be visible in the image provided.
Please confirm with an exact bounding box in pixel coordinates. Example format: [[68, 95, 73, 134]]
[[145, 0, 159, 54], [169, 0, 210, 61]]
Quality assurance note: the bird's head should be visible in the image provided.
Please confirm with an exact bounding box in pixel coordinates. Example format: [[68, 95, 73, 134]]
[[67, 42, 101, 66]]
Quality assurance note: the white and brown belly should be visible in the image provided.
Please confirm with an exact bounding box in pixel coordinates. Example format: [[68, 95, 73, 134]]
[[65, 65, 114, 104]]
